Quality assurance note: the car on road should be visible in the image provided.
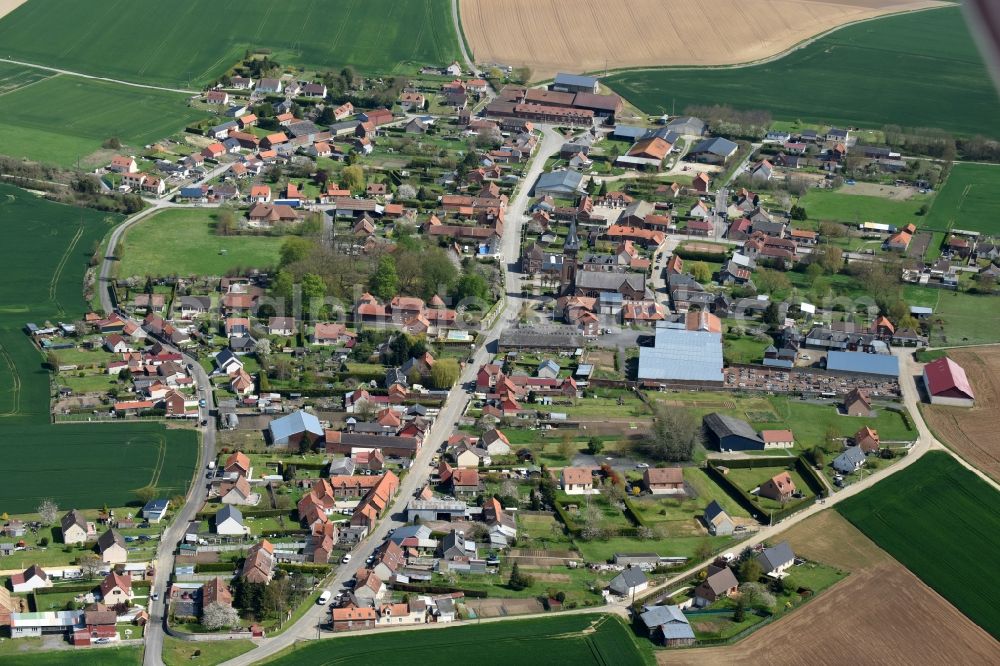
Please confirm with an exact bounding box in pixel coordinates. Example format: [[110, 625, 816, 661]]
[[151, 592, 159, 601], [199, 399, 207, 407], [341, 553, 352, 564], [201, 419, 208, 426], [635, 463, 650, 469], [317, 590, 331, 605]]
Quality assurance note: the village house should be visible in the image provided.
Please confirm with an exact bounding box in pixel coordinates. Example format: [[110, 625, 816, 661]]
[[758, 471, 796, 503], [694, 565, 739, 606], [560, 467, 594, 494], [643, 467, 685, 495]]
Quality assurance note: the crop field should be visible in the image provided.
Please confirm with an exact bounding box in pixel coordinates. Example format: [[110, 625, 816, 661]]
[[921, 347, 1000, 483], [265, 614, 650, 665], [0, 184, 198, 512], [460, 0, 940, 81], [118, 208, 284, 277], [796, 188, 933, 228], [668, 510, 1000, 665], [837, 451, 1000, 639], [606, 8, 1000, 138], [0, 66, 205, 167], [924, 163, 1000, 234], [0, 0, 460, 88]]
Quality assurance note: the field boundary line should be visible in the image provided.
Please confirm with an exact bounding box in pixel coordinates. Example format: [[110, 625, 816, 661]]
[[0, 342, 22, 417], [0, 57, 198, 94], [48, 222, 85, 315], [0, 71, 55, 98]]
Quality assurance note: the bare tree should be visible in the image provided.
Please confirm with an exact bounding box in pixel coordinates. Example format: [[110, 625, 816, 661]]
[[37, 499, 59, 525], [77, 554, 102, 580]]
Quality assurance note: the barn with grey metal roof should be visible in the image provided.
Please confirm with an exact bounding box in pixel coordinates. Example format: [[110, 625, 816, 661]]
[[638, 326, 723, 383]]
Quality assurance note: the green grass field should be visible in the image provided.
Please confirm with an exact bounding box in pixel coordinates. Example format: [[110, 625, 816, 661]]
[[0, 0, 460, 88], [0, 184, 198, 512], [797, 189, 933, 228], [163, 636, 256, 666], [0, 64, 206, 167], [118, 208, 284, 277], [838, 451, 1000, 639], [605, 8, 1000, 138], [924, 163, 1000, 234], [0, 646, 141, 666], [264, 614, 650, 666]]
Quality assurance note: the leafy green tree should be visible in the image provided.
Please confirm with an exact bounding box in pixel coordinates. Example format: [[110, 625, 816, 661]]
[[586, 437, 604, 455], [342, 165, 365, 193], [738, 557, 762, 583], [422, 248, 458, 297], [279, 237, 313, 268], [638, 403, 702, 462], [430, 359, 460, 389], [454, 271, 489, 303], [369, 256, 398, 300], [690, 262, 712, 283]]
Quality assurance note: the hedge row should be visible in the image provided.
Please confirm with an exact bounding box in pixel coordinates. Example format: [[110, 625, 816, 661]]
[[195, 507, 291, 520], [194, 562, 239, 573], [277, 562, 332, 574], [390, 582, 488, 598], [673, 248, 730, 262], [622, 497, 647, 529], [552, 500, 582, 536]]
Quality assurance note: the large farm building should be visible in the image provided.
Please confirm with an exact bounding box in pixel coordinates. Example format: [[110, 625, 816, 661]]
[[922, 357, 975, 407]]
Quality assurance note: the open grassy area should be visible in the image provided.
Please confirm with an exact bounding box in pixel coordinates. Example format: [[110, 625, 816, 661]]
[[605, 8, 1000, 138], [0, 184, 198, 512], [264, 613, 650, 665], [0, 0, 461, 88], [904, 286, 1000, 346], [924, 163, 1000, 234], [118, 208, 284, 277], [162, 637, 256, 666], [0, 644, 141, 666], [837, 451, 1000, 639], [796, 189, 933, 228], [721, 465, 816, 511], [0, 64, 206, 167]]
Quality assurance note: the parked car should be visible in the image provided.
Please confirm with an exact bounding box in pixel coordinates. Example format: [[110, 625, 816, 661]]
[[341, 553, 352, 564]]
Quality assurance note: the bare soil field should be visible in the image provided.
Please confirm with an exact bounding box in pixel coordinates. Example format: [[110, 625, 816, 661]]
[[841, 182, 921, 200], [460, 0, 943, 80], [0, 0, 26, 21], [664, 512, 1000, 665], [463, 597, 546, 618], [922, 346, 1000, 483]]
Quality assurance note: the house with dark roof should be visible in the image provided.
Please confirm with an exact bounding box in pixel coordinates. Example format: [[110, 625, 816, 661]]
[[608, 567, 648, 598], [833, 446, 866, 474], [703, 413, 764, 451], [694, 565, 739, 606], [843, 387, 873, 417], [640, 604, 695, 646], [703, 501, 734, 536], [688, 137, 739, 164], [757, 541, 795, 576]]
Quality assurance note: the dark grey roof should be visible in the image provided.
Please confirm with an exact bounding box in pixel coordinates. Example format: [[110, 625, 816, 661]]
[[703, 413, 763, 444], [691, 137, 738, 157], [553, 72, 598, 88], [702, 566, 739, 596], [574, 271, 644, 292], [640, 605, 693, 639], [757, 541, 795, 573], [215, 505, 243, 525], [97, 528, 125, 552], [564, 220, 580, 252], [609, 567, 647, 595], [834, 446, 866, 469], [703, 500, 729, 524]]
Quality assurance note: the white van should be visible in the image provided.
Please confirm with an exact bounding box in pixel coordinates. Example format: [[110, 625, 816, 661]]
[[317, 590, 332, 605]]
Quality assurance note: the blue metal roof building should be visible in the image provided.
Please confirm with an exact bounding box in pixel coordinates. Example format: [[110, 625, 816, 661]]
[[638, 326, 724, 383], [268, 410, 324, 447], [552, 73, 599, 93], [826, 351, 899, 378]]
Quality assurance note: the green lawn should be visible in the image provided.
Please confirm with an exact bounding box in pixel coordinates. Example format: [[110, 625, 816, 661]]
[[0, 0, 461, 88], [162, 636, 256, 666], [930, 290, 1000, 345], [0, 184, 198, 513], [605, 8, 1000, 138], [572, 535, 733, 563], [721, 465, 816, 511], [264, 614, 650, 666], [118, 208, 284, 277], [924, 163, 1000, 234], [0, 64, 206, 167], [796, 189, 933, 228], [838, 451, 1000, 639], [0, 647, 141, 666]]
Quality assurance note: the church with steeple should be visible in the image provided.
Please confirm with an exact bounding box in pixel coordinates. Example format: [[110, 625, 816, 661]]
[[559, 220, 580, 294]]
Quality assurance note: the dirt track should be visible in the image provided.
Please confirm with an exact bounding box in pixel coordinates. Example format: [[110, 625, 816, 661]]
[[663, 512, 1000, 665], [922, 346, 1000, 483], [460, 0, 944, 80]]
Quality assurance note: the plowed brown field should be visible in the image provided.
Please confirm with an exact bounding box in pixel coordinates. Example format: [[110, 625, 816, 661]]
[[460, 0, 944, 80], [662, 512, 1000, 665], [922, 346, 1000, 483]]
